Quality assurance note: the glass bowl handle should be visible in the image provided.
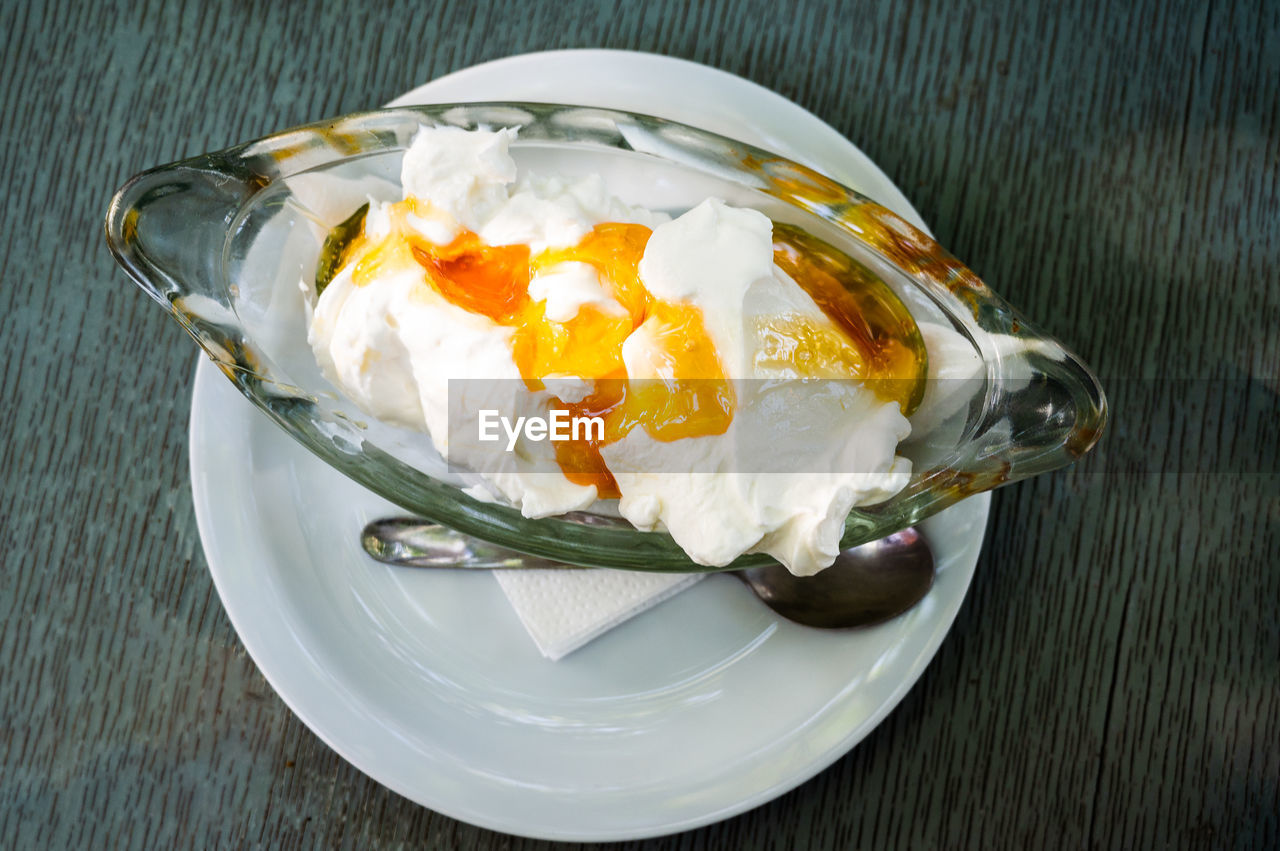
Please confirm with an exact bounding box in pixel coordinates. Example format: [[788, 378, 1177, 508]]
[[105, 158, 260, 345], [105, 111, 416, 369], [820, 200, 1109, 546]]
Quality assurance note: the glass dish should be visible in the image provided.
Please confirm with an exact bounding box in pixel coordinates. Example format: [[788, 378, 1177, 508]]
[[105, 103, 1106, 571]]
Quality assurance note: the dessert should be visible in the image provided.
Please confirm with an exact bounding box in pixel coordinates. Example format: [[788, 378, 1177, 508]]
[[306, 126, 948, 575]]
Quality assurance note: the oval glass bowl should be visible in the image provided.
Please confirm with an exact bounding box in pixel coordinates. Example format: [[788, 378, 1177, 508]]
[[106, 103, 1106, 571]]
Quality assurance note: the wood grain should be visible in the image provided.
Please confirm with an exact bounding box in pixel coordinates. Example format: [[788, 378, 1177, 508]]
[[1, 0, 1276, 847]]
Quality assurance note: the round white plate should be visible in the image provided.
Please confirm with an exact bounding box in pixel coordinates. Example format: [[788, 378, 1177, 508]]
[[189, 49, 990, 841]]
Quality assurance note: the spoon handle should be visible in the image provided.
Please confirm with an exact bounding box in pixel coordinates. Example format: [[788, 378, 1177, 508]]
[[363, 517, 935, 630], [361, 517, 583, 569]]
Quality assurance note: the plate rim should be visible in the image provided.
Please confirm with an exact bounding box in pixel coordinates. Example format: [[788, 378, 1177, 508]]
[[386, 48, 930, 233]]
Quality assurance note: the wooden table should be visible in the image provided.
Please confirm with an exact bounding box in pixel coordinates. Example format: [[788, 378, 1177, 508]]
[[4, 0, 1276, 846]]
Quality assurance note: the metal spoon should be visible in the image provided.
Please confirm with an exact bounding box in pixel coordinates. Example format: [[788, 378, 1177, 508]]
[[361, 518, 934, 629]]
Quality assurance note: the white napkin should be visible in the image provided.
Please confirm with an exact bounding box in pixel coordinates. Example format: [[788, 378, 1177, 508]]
[[495, 569, 703, 660]]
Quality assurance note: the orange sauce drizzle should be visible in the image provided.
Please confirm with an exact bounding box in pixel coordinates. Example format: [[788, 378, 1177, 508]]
[[771, 226, 927, 414], [335, 201, 924, 497]]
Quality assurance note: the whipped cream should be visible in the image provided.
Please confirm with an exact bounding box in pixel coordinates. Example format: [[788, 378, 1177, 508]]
[[306, 126, 930, 575]]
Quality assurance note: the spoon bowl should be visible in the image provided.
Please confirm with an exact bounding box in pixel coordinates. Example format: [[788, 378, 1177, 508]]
[[361, 518, 935, 629], [735, 527, 933, 628]]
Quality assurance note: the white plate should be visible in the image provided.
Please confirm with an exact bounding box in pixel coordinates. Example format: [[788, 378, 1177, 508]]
[[189, 49, 990, 841]]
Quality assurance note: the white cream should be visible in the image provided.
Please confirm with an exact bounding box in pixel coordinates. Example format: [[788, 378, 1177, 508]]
[[636, 200, 775, 377], [399, 125, 518, 236], [528, 262, 626, 322], [307, 125, 936, 575], [605, 201, 913, 573], [309, 259, 600, 517]]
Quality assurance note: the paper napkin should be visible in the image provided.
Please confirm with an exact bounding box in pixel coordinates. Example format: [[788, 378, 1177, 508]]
[[494, 568, 703, 661]]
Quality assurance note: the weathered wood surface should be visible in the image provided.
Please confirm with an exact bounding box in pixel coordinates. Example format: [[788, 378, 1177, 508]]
[[1, 0, 1276, 847]]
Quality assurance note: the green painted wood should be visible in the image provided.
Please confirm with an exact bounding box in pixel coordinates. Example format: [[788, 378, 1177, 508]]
[[1, 0, 1276, 847]]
